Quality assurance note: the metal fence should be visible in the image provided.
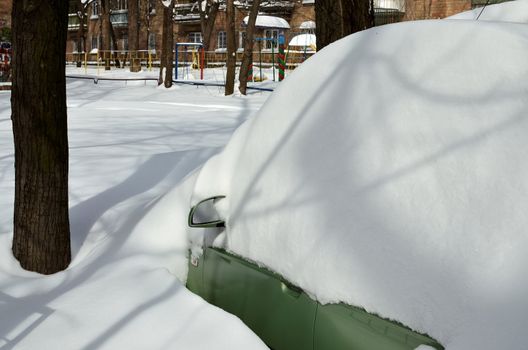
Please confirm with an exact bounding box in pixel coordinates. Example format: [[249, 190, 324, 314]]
[[66, 49, 315, 73], [66, 50, 158, 71]]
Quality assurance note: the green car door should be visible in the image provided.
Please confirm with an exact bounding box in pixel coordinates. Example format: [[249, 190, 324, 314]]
[[314, 303, 443, 350], [202, 247, 317, 350]]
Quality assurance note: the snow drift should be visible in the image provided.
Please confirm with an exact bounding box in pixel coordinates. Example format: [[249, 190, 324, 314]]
[[449, 0, 528, 23], [191, 19, 528, 350], [0, 76, 270, 350]]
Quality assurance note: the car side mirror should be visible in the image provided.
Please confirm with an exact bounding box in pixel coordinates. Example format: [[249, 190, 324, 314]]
[[188, 195, 226, 228]]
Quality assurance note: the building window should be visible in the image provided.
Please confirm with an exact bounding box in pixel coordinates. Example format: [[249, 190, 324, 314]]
[[115, 0, 128, 10], [188, 32, 202, 44], [148, 33, 156, 51], [264, 29, 279, 50], [91, 35, 98, 50], [73, 38, 85, 53], [122, 34, 129, 51], [217, 31, 226, 50], [239, 31, 246, 49], [91, 0, 100, 18]]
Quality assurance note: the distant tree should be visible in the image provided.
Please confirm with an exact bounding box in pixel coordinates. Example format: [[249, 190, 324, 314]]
[[238, 0, 261, 95], [341, 0, 374, 35], [100, 0, 112, 69], [159, 0, 174, 87], [128, 0, 139, 50], [100, 0, 120, 69], [11, 0, 71, 274], [74, 0, 91, 67], [315, 0, 343, 51], [224, 0, 236, 95], [128, 0, 140, 71], [198, 0, 220, 52], [315, 0, 373, 51], [143, 0, 156, 52]]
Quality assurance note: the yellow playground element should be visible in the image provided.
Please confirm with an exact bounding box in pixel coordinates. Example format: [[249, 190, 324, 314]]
[[67, 50, 158, 74]]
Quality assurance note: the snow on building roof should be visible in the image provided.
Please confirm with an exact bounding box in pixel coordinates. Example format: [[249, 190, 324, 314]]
[[243, 15, 290, 29], [288, 33, 316, 47], [261, 0, 295, 8], [299, 20, 316, 29], [374, 0, 405, 12]]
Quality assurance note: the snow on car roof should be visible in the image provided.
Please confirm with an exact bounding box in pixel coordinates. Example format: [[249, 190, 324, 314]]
[[192, 18, 528, 350], [449, 0, 528, 23]]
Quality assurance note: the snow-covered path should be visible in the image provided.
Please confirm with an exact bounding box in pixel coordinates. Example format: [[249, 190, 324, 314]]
[[0, 73, 271, 349]]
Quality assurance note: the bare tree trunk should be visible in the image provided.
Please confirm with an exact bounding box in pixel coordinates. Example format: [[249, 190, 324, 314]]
[[315, 0, 343, 51], [101, 0, 112, 69], [11, 0, 71, 274], [144, 0, 153, 52], [128, 0, 139, 50], [225, 0, 236, 95], [76, 0, 86, 67], [109, 19, 121, 67], [341, 0, 374, 35], [316, 0, 373, 51], [238, 0, 260, 95], [199, 0, 220, 52], [159, 0, 174, 87], [128, 0, 140, 71]]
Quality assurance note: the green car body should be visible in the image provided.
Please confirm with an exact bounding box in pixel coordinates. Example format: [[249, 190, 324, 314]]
[[187, 198, 443, 350]]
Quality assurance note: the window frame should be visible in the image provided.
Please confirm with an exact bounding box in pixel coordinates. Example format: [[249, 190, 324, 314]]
[[148, 33, 156, 51], [188, 32, 203, 44], [91, 0, 100, 19], [264, 29, 279, 50], [217, 31, 227, 50]]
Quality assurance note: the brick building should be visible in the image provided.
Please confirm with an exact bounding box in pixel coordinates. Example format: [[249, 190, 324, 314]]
[[67, 0, 165, 54], [0, 0, 511, 54], [64, 0, 316, 55], [0, 0, 11, 37], [172, 1, 316, 52]]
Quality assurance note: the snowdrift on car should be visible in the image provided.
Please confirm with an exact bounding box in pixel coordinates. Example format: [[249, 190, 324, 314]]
[[190, 19, 528, 350]]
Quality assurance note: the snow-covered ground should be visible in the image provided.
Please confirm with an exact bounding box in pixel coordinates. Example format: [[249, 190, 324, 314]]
[[0, 71, 271, 349]]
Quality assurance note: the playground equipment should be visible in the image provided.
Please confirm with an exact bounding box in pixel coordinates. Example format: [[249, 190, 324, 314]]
[[254, 37, 277, 82], [285, 34, 316, 69], [174, 43, 204, 81], [288, 34, 316, 60], [278, 35, 285, 82], [68, 50, 157, 75], [0, 47, 11, 82]]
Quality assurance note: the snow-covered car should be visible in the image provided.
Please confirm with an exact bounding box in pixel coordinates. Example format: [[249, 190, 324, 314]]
[[187, 196, 443, 350], [186, 14, 528, 350]]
